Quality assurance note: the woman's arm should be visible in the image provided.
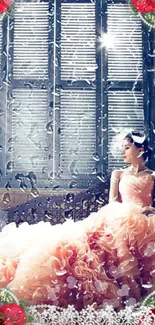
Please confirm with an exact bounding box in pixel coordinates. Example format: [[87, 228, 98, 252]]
[[109, 170, 121, 203]]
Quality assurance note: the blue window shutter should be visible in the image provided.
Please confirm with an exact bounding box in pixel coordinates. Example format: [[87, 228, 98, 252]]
[[107, 3, 144, 170], [1, 0, 149, 187], [9, 1, 50, 179], [0, 19, 7, 180], [108, 91, 144, 169], [107, 4, 143, 82], [60, 89, 96, 178], [0, 21, 3, 177], [0, 22, 2, 75], [59, 1, 97, 182]]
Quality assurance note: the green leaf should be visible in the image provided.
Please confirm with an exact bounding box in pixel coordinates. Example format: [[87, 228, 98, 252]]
[[142, 12, 155, 27], [144, 296, 155, 307]]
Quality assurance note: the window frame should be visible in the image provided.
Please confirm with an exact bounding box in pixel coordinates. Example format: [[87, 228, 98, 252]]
[[0, 0, 154, 189]]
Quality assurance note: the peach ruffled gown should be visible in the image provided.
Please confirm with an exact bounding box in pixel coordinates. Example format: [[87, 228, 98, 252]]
[[0, 174, 154, 310]]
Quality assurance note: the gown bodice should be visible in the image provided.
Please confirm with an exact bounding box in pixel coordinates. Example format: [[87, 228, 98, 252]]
[[119, 174, 154, 207]]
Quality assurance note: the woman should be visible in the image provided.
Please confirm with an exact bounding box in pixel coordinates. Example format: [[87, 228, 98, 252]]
[[109, 131, 154, 207], [0, 131, 154, 310]]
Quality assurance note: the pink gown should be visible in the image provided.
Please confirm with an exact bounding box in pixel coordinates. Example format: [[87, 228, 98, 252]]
[[0, 174, 154, 310]]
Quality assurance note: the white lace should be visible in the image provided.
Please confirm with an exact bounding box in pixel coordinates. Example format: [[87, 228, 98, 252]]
[[26, 291, 155, 325], [1, 288, 155, 324], [26, 304, 155, 325]]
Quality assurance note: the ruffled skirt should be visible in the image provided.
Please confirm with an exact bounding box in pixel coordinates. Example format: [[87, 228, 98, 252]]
[[0, 201, 154, 310]]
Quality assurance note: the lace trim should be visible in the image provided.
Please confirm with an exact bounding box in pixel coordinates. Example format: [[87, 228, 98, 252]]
[[26, 305, 155, 325], [26, 291, 155, 325]]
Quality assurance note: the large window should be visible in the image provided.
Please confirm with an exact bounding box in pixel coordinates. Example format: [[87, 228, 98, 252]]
[[0, 0, 154, 189]]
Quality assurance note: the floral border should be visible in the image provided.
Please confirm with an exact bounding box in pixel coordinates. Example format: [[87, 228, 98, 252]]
[[0, 288, 154, 325]]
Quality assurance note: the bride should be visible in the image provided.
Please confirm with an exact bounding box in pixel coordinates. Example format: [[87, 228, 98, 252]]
[[0, 130, 154, 310]]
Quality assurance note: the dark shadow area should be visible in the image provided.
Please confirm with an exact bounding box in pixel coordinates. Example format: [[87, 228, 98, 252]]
[[7, 177, 110, 226]]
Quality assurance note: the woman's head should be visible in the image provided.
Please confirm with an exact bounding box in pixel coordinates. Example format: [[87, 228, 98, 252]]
[[122, 131, 152, 164]]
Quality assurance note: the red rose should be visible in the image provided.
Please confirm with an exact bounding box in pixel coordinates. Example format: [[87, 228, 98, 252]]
[[0, 303, 27, 325], [0, 0, 13, 13], [137, 309, 155, 325], [132, 0, 155, 13]]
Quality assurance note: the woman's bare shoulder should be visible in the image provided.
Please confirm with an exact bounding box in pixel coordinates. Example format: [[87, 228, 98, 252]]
[[111, 169, 124, 181]]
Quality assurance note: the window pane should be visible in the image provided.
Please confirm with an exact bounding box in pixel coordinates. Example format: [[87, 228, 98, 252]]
[[61, 2, 96, 81], [13, 1, 49, 79], [60, 89, 96, 178], [108, 91, 144, 170], [11, 89, 48, 174], [107, 3, 143, 81]]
